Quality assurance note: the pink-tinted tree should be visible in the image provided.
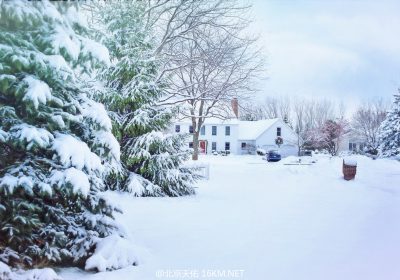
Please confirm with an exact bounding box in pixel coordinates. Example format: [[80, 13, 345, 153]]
[[319, 119, 349, 156]]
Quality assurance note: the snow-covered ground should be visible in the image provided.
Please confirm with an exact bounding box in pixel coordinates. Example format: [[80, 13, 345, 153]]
[[60, 155, 400, 280]]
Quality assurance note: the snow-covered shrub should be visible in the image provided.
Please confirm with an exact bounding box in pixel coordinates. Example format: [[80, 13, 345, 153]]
[[0, 0, 134, 270], [85, 234, 138, 272], [94, 1, 197, 196], [0, 261, 61, 280], [0, 261, 12, 280]]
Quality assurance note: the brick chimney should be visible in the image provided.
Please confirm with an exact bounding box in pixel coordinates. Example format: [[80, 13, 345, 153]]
[[231, 97, 239, 118]]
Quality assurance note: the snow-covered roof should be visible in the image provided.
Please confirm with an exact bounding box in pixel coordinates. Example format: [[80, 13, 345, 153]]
[[174, 117, 281, 140], [175, 117, 240, 125], [238, 119, 279, 140], [203, 117, 240, 125], [342, 131, 366, 143]]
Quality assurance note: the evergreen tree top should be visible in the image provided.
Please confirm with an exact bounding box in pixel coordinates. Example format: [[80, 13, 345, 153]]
[[0, 0, 127, 270]]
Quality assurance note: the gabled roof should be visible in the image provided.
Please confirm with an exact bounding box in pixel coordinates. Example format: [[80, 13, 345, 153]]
[[342, 131, 366, 143], [201, 117, 240, 125], [174, 117, 282, 140], [175, 117, 239, 125], [238, 119, 279, 140]]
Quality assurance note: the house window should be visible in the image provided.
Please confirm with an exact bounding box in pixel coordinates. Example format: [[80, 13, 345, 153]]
[[175, 125, 180, 133], [359, 143, 365, 151], [349, 143, 356, 151], [189, 142, 193, 148], [200, 126, 205, 135], [189, 125, 193, 133], [212, 142, 217, 151], [225, 126, 230, 136], [241, 142, 247, 149], [277, 127, 281, 137], [225, 142, 230, 151], [212, 126, 217, 136]]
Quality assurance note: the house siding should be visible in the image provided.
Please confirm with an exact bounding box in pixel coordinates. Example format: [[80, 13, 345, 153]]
[[254, 120, 298, 157], [338, 134, 367, 153], [172, 122, 239, 154], [199, 123, 239, 154]]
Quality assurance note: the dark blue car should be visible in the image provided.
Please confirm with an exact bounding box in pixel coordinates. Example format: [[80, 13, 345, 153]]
[[266, 150, 281, 162]]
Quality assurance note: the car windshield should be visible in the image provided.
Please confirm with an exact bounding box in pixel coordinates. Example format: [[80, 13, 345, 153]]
[[269, 151, 279, 155]]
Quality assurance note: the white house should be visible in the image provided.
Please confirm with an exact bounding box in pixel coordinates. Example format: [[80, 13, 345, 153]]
[[338, 133, 367, 154], [172, 118, 299, 157]]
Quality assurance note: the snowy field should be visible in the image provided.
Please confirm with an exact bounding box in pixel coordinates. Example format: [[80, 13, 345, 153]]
[[60, 155, 400, 280]]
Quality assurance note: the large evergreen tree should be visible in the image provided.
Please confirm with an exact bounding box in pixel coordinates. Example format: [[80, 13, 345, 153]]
[[96, 1, 197, 196], [379, 93, 400, 157], [0, 1, 134, 270]]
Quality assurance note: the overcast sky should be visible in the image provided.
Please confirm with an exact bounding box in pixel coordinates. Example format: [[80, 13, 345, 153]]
[[251, 0, 400, 111]]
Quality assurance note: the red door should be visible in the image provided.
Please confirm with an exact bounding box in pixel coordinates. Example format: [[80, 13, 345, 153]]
[[199, 141, 207, 154]]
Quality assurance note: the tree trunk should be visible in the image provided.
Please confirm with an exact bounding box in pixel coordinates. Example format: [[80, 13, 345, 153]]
[[297, 136, 301, 156], [192, 131, 200, 160]]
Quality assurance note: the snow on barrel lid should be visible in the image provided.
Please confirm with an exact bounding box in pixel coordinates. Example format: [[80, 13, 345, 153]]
[[343, 158, 357, 166]]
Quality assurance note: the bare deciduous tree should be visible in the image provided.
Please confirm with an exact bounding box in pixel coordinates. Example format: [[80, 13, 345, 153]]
[[240, 95, 292, 125], [352, 98, 388, 155], [149, 1, 263, 160], [292, 98, 339, 154], [293, 99, 306, 155], [314, 99, 335, 128], [278, 95, 291, 125], [140, 0, 255, 83], [262, 97, 279, 119], [239, 101, 266, 121], [172, 27, 263, 159]]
